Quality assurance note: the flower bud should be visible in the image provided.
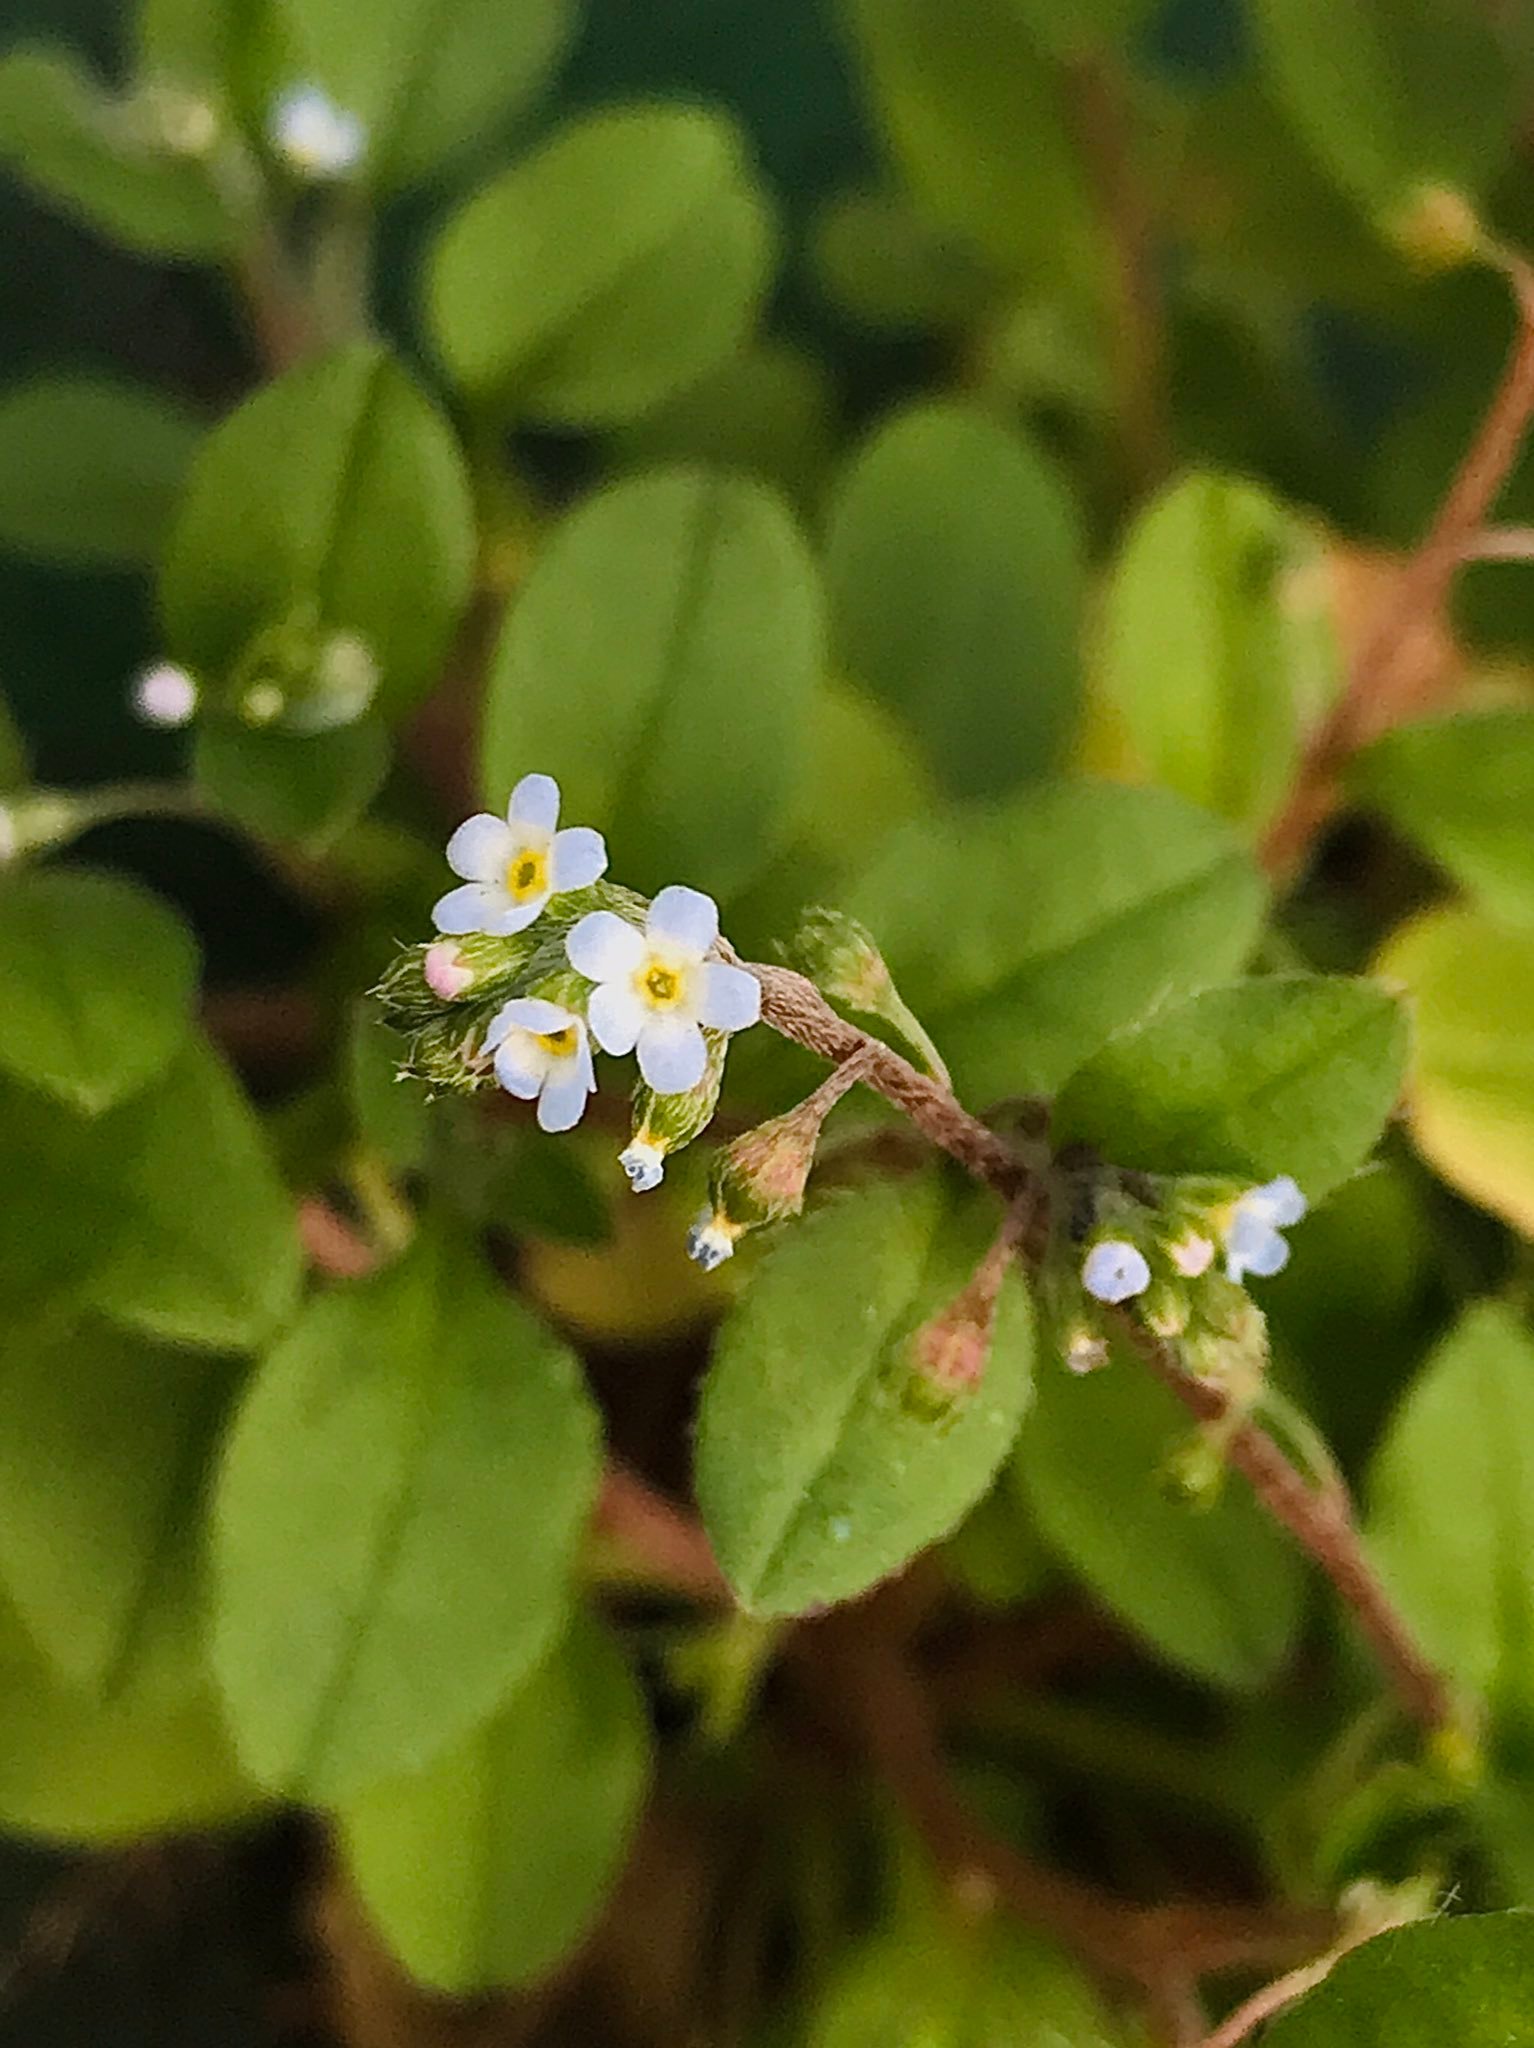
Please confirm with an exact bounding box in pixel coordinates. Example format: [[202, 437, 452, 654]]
[[685, 1210, 743, 1272], [784, 907, 949, 1084], [622, 1029, 729, 1192], [1065, 1326, 1109, 1375], [371, 928, 541, 1029], [1388, 183, 1482, 272]]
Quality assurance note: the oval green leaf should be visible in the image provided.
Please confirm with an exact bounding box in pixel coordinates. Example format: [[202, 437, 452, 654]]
[[212, 1231, 601, 1801], [340, 1615, 651, 1991], [0, 868, 198, 1114], [427, 104, 774, 425], [0, 378, 202, 567], [1263, 1912, 1534, 2046], [1052, 975, 1409, 1202], [483, 467, 823, 900], [845, 781, 1266, 1103], [695, 1177, 1034, 1617], [825, 402, 1084, 799], [194, 717, 390, 851]]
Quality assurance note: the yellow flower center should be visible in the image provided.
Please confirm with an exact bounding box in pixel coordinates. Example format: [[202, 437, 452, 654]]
[[641, 962, 682, 1009], [505, 847, 548, 903], [537, 1026, 577, 1057]]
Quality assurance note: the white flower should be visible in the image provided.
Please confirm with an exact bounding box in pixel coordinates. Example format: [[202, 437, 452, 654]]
[[1223, 1176, 1307, 1285], [270, 85, 366, 179], [619, 1140, 665, 1193], [433, 774, 607, 938], [566, 885, 760, 1095], [482, 998, 595, 1134], [1082, 1240, 1151, 1304], [131, 662, 198, 729], [687, 1210, 739, 1272]]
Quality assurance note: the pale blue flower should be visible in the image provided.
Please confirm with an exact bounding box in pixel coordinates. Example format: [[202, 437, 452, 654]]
[[619, 1141, 665, 1193], [483, 997, 595, 1133], [1082, 1240, 1151, 1304], [566, 885, 760, 1095], [270, 85, 366, 179], [1223, 1176, 1307, 1284], [687, 1209, 739, 1272], [433, 773, 608, 937]]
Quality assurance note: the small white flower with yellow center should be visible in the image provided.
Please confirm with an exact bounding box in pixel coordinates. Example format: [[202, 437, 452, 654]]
[[270, 84, 367, 180], [565, 885, 760, 1095], [433, 774, 607, 938], [482, 998, 595, 1133]]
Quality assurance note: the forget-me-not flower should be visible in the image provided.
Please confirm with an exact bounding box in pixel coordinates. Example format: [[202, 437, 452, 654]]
[[1222, 1176, 1307, 1284], [1082, 1239, 1152, 1305], [270, 85, 367, 179], [433, 774, 608, 938], [565, 884, 760, 1095], [483, 997, 595, 1133]]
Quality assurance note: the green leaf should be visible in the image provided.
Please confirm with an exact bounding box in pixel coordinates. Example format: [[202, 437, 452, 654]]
[[347, 1000, 428, 1172], [840, 0, 1096, 287], [695, 1177, 1034, 1617], [1262, 1912, 1534, 2046], [0, 1319, 226, 1697], [340, 1615, 650, 1991], [0, 1082, 126, 1323], [212, 1231, 601, 1800], [614, 340, 835, 509], [0, 868, 198, 1114], [0, 378, 202, 568], [811, 188, 998, 336], [1250, 0, 1523, 218], [0, 46, 233, 256], [483, 468, 823, 900], [1375, 905, 1534, 1237], [465, 1132, 612, 1249], [1016, 1345, 1305, 1689], [845, 782, 1266, 1103], [1002, 0, 1155, 58], [1366, 1304, 1534, 1710], [428, 105, 775, 426], [825, 402, 1084, 799], [1052, 975, 1409, 1203], [0, 688, 27, 789], [272, 0, 575, 188], [1352, 710, 1534, 929], [84, 1033, 302, 1351], [194, 718, 390, 850], [161, 343, 474, 717], [1091, 471, 1339, 833], [810, 1911, 1126, 2048], [0, 1595, 258, 1843]]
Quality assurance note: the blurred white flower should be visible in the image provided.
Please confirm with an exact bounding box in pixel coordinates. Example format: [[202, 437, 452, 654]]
[[131, 661, 198, 729], [619, 1140, 666, 1193], [483, 997, 595, 1133], [433, 774, 608, 938], [270, 85, 366, 180], [566, 884, 760, 1094], [1082, 1239, 1151, 1304], [686, 1209, 740, 1272], [1223, 1176, 1307, 1284]]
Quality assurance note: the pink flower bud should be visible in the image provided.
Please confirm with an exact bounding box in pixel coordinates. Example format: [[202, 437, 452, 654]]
[[423, 940, 474, 1002]]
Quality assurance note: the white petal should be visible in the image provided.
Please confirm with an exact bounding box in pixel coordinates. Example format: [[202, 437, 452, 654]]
[[567, 910, 646, 982], [588, 982, 646, 1055], [636, 1016, 707, 1094], [493, 1039, 546, 1099], [507, 772, 560, 834], [495, 996, 576, 1035], [1081, 1241, 1151, 1304], [482, 1001, 516, 1052], [478, 892, 546, 936], [696, 961, 760, 1033], [537, 1063, 590, 1133], [576, 1037, 597, 1094], [1252, 1175, 1307, 1228], [550, 826, 608, 893], [432, 883, 496, 935], [1239, 1230, 1290, 1281], [445, 814, 512, 882], [646, 884, 718, 959]]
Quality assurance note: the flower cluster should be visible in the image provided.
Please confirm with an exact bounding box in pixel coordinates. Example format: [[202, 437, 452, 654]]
[[1081, 1176, 1308, 1316], [386, 774, 762, 1156]]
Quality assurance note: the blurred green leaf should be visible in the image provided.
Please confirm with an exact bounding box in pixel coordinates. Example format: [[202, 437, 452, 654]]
[[841, 0, 1095, 287], [194, 717, 390, 850], [0, 1596, 257, 1844], [1352, 710, 1534, 929], [340, 1614, 650, 1991], [1002, 0, 1155, 58], [0, 693, 26, 790], [1376, 905, 1534, 1237], [1262, 1912, 1534, 2045], [811, 188, 997, 334], [1090, 470, 1339, 833], [0, 1083, 125, 1323], [0, 868, 198, 1115], [1366, 1304, 1534, 1711], [347, 1000, 428, 1172], [825, 402, 1084, 799], [161, 343, 474, 717], [0, 46, 233, 256], [84, 1034, 302, 1351], [613, 340, 835, 509], [0, 378, 201, 568], [271, 0, 576, 187], [467, 1131, 612, 1249], [696, 1176, 1033, 1617], [1052, 975, 1408, 1202], [0, 1319, 225, 1697], [1016, 1344, 1305, 1689], [1250, 0, 1522, 218], [845, 782, 1266, 1103], [212, 1229, 600, 1800], [428, 105, 774, 426], [483, 467, 823, 901]]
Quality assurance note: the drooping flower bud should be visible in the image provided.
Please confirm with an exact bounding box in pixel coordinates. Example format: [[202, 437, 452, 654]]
[[621, 1029, 729, 1193], [902, 1197, 1028, 1416], [783, 906, 950, 1084]]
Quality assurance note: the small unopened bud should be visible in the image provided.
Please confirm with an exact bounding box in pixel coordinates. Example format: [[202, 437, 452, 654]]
[[1144, 1283, 1190, 1339], [686, 1210, 743, 1272], [1065, 1327, 1109, 1375], [622, 1030, 729, 1193], [1388, 183, 1482, 271], [1169, 1231, 1215, 1279], [131, 661, 198, 729], [372, 929, 540, 1030], [784, 907, 949, 1084], [619, 1141, 665, 1194], [697, 1049, 871, 1259], [910, 1299, 992, 1402], [423, 940, 474, 1002]]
